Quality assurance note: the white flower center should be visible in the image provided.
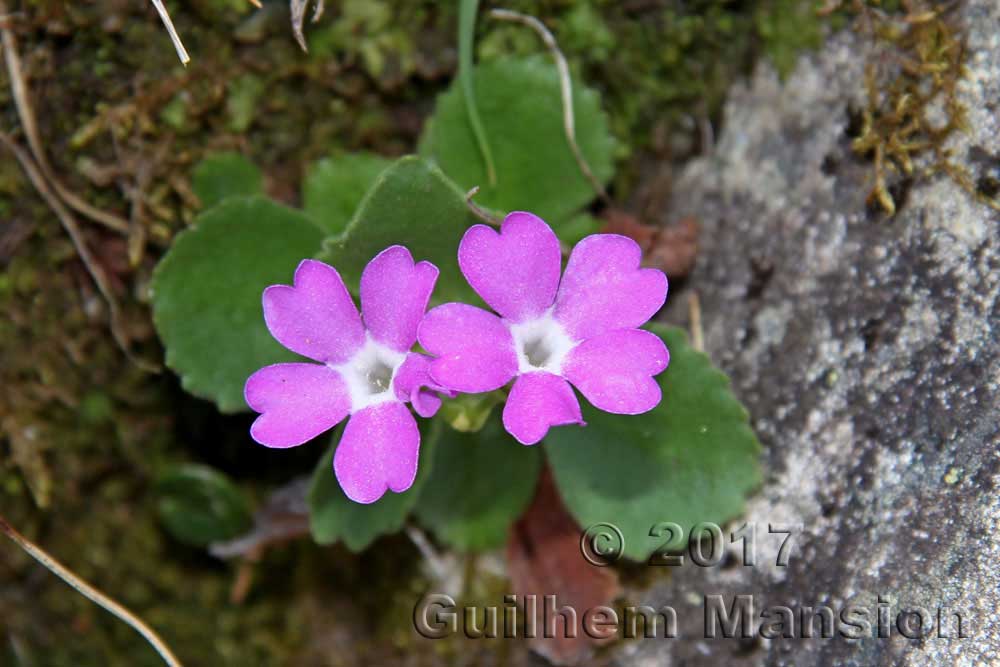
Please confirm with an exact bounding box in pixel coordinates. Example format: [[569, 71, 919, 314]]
[[332, 335, 406, 412], [508, 312, 576, 375]]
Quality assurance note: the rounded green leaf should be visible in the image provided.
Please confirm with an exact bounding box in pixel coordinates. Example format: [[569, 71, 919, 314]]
[[191, 153, 262, 209], [308, 420, 439, 552], [421, 56, 615, 226], [414, 413, 542, 551], [545, 324, 762, 561], [151, 196, 325, 412], [156, 464, 253, 547], [303, 152, 393, 236], [318, 156, 482, 304]]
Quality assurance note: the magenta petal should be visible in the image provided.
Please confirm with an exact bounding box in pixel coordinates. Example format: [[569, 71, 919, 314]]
[[361, 246, 439, 352], [393, 352, 451, 418], [563, 328, 669, 414], [263, 259, 365, 363], [502, 372, 584, 445], [333, 402, 420, 504], [458, 212, 562, 322], [418, 303, 518, 393], [245, 363, 351, 448], [553, 234, 668, 341]]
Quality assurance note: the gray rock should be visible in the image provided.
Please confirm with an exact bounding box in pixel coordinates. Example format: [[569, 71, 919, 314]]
[[621, 3, 1000, 665]]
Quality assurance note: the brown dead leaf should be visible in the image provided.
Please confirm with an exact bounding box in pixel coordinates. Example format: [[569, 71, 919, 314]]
[[210, 476, 311, 560], [601, 208, 699, 279], [506, 467, 620, 666]]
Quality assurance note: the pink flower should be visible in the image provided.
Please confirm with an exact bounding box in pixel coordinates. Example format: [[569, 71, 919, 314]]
[[244, 248, 447, 504], [418, 212, 670, 445]]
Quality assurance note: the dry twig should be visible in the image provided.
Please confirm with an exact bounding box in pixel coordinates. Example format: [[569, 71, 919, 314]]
[[1, 514, 185, 667]]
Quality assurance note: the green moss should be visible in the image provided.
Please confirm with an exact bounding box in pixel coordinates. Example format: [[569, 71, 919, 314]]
[[845, 3, 986, 215], [476, 0, 827, 191]]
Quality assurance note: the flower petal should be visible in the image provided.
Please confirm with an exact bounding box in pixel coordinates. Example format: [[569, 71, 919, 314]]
[[361, 246, 439, 352], [333, 402, 420, 504], [458, 212, 562, 322], [554, 234, 668, 341], [263, 259, 365, 363], [502, 371, 584, 445], [245, 363, 351, 448], [393, 352, 452, 418], [418, 303, 518, 393], [563, 328, 669, 414]]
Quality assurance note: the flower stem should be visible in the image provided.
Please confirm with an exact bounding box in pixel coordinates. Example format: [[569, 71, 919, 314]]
[[0, 514, 185, 667], [458, 0, 497, 186]]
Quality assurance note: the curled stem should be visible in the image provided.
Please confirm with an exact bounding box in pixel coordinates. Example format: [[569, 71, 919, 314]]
[[465, 186, 501, 226], [0, 514, 184, 667], [489, 8, 611, 205]]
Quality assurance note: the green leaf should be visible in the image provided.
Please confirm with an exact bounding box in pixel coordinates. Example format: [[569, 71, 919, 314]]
[[308, 420, 439, 552], [191, 153, 262, 209], [421, 56, 615, 226], [545, 324, 761, 561], [415, 414, 541, 551], [303, 152, 393, 236], [556, 212, 603, 246], [151, 196, 325, 412], [317, 156, 481, 304], [156, 464, 253, 547]]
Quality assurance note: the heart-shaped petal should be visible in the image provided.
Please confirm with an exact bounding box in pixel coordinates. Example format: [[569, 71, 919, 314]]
[[361, 246, 439, 353], [334, 402, 420, 504], [562, 328, 669, 414], [419, 302, 519, 393], [502, 371, 584, 445], [458, 212, 562, 323], [245, 363, 351, 448], [554, 234, 668, 341], [263, 259, 365, 364]]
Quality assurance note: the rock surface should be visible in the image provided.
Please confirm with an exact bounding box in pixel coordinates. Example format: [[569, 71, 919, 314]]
[[620, 2, 1000, 665]]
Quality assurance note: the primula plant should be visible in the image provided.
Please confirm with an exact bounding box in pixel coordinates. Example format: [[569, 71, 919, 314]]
[[419, 212, 669, 446], [245, 250, 446, 503], [150, 11, 760, 565], [245, 212, 670, 504]]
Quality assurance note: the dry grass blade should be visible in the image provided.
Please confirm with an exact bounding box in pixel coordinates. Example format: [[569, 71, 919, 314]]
[[688, 291, 704, 353], [0, 7, 130, 234], [489, 8, 611, 205], [0, 132, 158, 373], [0, 514, 185, 667], [149, 0, 190, 65], [290, 0, 324, 52]]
